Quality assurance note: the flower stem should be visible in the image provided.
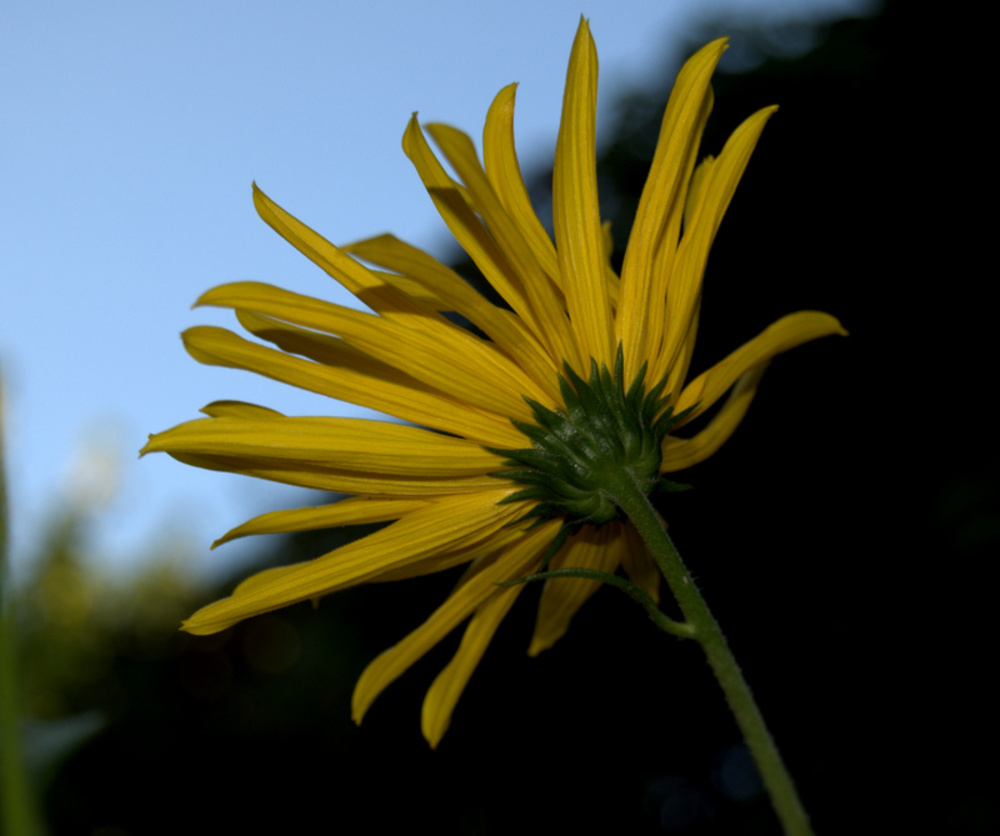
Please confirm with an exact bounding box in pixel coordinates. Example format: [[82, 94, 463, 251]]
[[608, 471, 814, 836]]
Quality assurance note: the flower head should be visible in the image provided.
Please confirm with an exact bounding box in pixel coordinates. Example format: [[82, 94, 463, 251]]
[[143, 19, 844, 746]]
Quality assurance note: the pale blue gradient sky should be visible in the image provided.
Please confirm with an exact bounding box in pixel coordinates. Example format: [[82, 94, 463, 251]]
[[1, 0, 874, 581]]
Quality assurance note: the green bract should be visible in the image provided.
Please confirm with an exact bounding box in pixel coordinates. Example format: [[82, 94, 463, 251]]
[[490, 347, 692, 529]]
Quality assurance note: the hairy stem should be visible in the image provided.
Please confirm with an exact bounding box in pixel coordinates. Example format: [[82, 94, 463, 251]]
[[607, 470, 814, 836]]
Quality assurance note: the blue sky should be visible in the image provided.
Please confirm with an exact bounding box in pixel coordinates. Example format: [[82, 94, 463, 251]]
[[1, 0, 873, 582]]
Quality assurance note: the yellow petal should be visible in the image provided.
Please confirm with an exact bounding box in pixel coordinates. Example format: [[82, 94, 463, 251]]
[[211, 496, 435, 548], [600, 220, 621, 309], [661, 364, 767, 472], [183, 489, 526, 636], [674, 311, 847, 424], [427, 122, 576, 368], [483, 83, 561, 287], [199, 400, 285, 420], [402, 116, 540, 333], [352, 520, 559, 729], [553, 18, 614, 371], [143, 414, 503, 476], [361, 268, 444, 308], [660, 299, 700, 403], [619, 522, 659, 604], [421, 581, 522, 748], [253, 184, 442, 325], [660, 105, 779, 377], [372, 521, 532, 584], [183, 324, 525, 447], [196, 281, 546, 422], [617, 38, 725, 380], [528, 522, 625, 656], [236, 512, 535, 600], [156, 450, 501, 496], [344, 234, 561, 402]]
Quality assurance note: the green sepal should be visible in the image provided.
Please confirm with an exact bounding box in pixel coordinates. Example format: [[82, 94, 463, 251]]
[[487, 345, 693, 530]]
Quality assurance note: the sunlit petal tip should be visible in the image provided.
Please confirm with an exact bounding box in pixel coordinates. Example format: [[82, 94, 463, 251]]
[[696, 36, 729, 61], [555, 13, 614, 369], [401, 112, 421, 151], [180, 606, 239, 637], [250, 180, 271, 221], [489, 81, 518, 114], [673, 310, 846, 425], [197, 400, 285, 420]]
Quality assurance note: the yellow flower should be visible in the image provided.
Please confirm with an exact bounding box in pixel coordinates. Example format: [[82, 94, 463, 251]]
[[143, 19, 844, 746]]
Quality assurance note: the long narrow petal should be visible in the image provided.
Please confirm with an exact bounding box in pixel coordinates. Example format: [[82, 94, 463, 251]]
[[254, 185, 448, 327], [661, 364, 767, 472], [183, 489, 526, 635], [345, 234, 488, 311], [196, 281, 547, 421], [344, 234, 561, 402], [183, 324, 525, 447], [427, 123, 576, 368], [256, 183, 556, 408], [617, 38, 726, 380], [673, 311, 847, 424], [553, 18, 614, 371], [155, 450, 501, 496], [221, 517, 534, 601], [421, 580, 524, 748], [483, 83, 561, 286], [211, 496, 436, 548], [402, 116, 541, 332], [660, 105, 779, 376], [142, 415, 503, 476], [528, 522, 625, 656], [660, 300, 701, 403], [352, 520, 558, 727], [371, 522, 533, 584]]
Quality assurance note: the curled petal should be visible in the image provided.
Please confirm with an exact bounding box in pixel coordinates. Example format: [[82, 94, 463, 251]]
[[674, 311, 847, 424], [661, 364, 767, 472]]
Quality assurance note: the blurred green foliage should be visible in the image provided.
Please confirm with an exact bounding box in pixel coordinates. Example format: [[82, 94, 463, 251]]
[[17, 510, 198, 721]]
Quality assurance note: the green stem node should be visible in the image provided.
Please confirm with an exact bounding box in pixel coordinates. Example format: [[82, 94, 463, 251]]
[[499, 567, 694, 639]]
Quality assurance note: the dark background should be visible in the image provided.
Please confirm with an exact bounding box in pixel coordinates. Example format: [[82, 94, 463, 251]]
[[21, 2, 997, 833]]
